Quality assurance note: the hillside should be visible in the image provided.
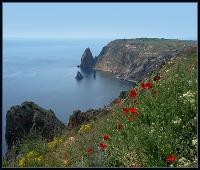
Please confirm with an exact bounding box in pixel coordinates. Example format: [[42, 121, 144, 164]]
[[3, 47, 197, 167], [89, 38, 197, 81]]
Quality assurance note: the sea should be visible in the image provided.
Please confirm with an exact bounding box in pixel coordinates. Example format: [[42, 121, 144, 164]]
[[2, 38, 133, 155]]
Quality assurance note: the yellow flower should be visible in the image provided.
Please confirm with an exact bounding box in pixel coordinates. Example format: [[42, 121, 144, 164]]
[[35, 155, 43, 162], [47, 136, 63, 149], [78, 123, 92, 133], [26, 151, 35, 159], [18, 151, 43, 167], [19, 157, 26, 167]]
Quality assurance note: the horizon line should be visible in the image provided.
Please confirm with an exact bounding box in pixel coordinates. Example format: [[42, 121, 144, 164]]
[[3, 36, 197, 41]]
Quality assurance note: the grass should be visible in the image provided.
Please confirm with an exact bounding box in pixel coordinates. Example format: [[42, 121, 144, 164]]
[[3, 51, 197, 167]]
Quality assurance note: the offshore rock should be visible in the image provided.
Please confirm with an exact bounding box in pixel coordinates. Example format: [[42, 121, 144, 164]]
[[75, 71, 83, 80], [80, 48, 95, 69]]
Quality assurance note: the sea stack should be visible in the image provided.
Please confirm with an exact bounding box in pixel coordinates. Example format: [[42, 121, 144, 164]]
[[80, 48, 95, 69], [75, 71, 83, 80]]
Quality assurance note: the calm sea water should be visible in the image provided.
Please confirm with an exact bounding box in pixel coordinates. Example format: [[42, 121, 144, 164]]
[[2, 38, 133, 155]]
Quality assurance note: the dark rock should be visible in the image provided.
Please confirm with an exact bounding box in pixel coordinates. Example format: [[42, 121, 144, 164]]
[[75, 71, 83, 80], [67, 110, 94, 130], [93, 71, 96, 78], [119, 90, 128, 99], [5, 101, 66, 149], [80, 48, 95, 69], [67, 108, 109, 130]]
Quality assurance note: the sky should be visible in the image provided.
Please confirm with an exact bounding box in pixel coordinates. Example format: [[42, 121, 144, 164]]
[[3, 3, 197, 40]]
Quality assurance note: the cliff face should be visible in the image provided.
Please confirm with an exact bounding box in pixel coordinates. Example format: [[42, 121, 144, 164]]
[[80, 48, 95, 69], [5, 101, 66, 149], [93, 38, 197, 81]]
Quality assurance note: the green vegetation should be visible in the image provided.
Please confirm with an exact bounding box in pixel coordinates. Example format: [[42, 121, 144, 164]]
[[3, 52, 197, 167]]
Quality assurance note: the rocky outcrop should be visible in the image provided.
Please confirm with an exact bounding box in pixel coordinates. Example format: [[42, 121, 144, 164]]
[[5, 101, 66, 149], [75, 71, 83, 80], [94, 38, 197, 81], [80, 48, 95, 69], [67, 108, 109, 130]]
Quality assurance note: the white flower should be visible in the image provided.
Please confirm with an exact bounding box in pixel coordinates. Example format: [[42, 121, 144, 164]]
[[188, 80, 192, 86], [68, 137, 75, 143], [180, 91, 196, 105], [177, 157, 192, 167], [190, 99, 195, 104], [192, 138, 197, 146], [183, 161, 191, 167], [178, 157, 187, 163], [172, 117, 182, 125], [150, 129, 155, 134]]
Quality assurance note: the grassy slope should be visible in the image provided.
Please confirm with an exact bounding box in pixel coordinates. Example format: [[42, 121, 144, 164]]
[[3, 51, 197, 167]]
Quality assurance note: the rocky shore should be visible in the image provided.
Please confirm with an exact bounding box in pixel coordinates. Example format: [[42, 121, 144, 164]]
[[80, 38, 197, 81]]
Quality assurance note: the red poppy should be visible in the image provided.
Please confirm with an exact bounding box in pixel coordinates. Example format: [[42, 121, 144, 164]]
[[166, 154, 176, 162], [103, 134, 110, 141], [99, 141, 107, 150], [123, 107, 129, 113], [129, 107, 137, 113], [147, 82, 153, 88], [129, 88, 137, 98], [140, 82, 153, 89], [153, 75, 161, 81], [134, 100, 140, 104], [140, 82, 146, 89], [114, 98, 122, 105], [152, 90, 159, 95], [86, 147, 93, 155], [128, 114, 135, 121]]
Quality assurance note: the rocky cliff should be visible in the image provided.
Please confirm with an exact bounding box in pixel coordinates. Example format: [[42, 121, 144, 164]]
[[80, 48, 95, 69], [92, 38, 197, 81], [5, 101, 66, 149]]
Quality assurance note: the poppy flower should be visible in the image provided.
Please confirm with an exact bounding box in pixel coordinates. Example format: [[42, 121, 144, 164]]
[[140, 82, 146, 89], [153, 75, 161, 81], [129, 88, 137, 98], [166, 154, 176, 162], [99, 141, 107, 150], [128, 114, 135, 121], [147, 82, 153, 88], [123, 107, 129, 113], [140, 82, 153, 89], [114, 98, 122, 105], [86, 147, 93, 155], [129, 107, 137, 113], [103, 134, 110, 141]]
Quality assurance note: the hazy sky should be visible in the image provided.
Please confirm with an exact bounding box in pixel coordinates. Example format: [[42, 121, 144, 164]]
[[3, 3, 197, 40]]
